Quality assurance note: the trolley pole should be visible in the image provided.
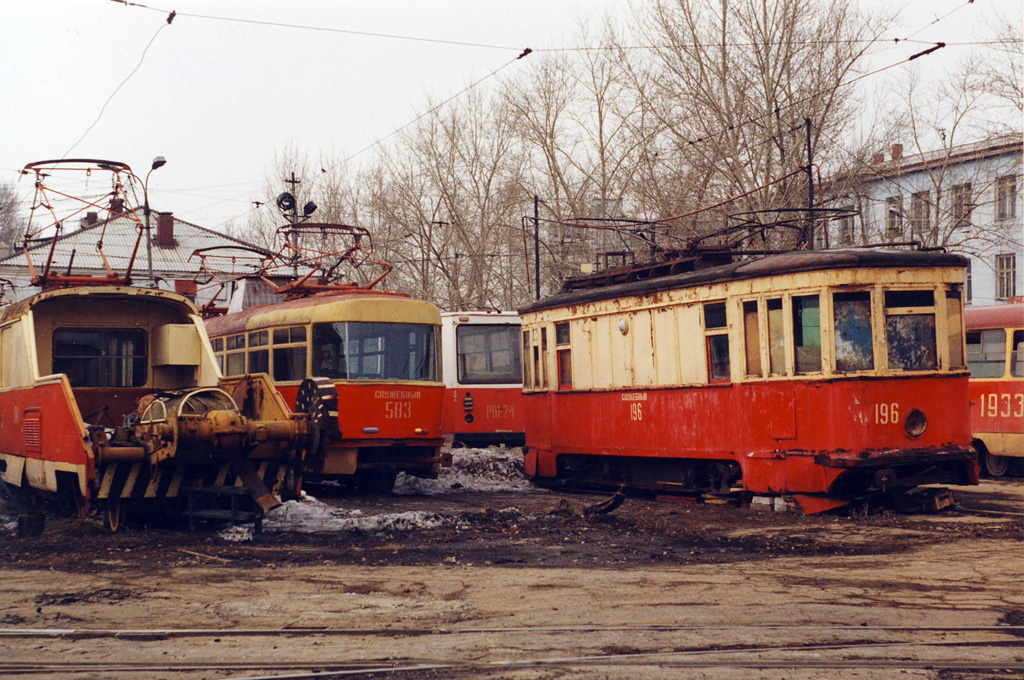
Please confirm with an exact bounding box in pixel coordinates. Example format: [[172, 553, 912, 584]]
[[284, 172, 301, 252], [805, 117, 815, 250], [534, 194, 540, 300]]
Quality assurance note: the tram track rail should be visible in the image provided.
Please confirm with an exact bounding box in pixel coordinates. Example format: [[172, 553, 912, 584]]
[[0, 623, 1022, 639], [1, 637, 1023, 677]]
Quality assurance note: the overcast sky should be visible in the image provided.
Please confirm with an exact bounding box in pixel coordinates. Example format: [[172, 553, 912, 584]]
[[0, 0, 1016, 232]]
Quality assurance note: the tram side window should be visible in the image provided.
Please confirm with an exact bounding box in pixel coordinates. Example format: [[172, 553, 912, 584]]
[[539, 327, 549, 389], [742, 301, 762, 377], [273, 326, 308, 382], [522, 330, 533, 387], [53, 328, 147, 388], [224, 333, 246, 376], [966, 329, 1007, 378], [767, 298, 786, 375], [885, 290, 937, 371], [833, 291, 873, 372], [792, 295, 822, 373], [456, 324, 521, 384], [946, 289, 965, 370], [248, 331, 269, 374], [211, 337, 225, 373], [1012, 331, 1024, 378], [555, 322, 572, 389], [703, 302, 730, 382]]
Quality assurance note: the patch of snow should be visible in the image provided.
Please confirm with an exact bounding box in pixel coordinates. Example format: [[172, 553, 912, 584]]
[[218, 525, 254, 542], [263, 498, 448, 535], [395, 447, 541, 495]]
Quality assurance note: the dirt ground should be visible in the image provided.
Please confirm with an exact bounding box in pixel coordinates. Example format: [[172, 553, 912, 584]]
[[1, 454, 1023, 680]]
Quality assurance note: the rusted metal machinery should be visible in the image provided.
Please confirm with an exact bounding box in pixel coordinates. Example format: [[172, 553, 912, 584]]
[[0, 160, 328, 528]]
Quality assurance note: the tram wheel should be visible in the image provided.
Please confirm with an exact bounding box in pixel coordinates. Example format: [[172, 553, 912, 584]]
[[104, 499, 127, 532], [983, 451, 1011, 478]]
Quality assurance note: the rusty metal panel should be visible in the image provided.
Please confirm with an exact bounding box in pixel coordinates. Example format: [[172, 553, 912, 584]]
[[652, 306, 681, 386], [573, 316, 593, 390], [677, 304, 704, 384], [632, 309, 657, 386]]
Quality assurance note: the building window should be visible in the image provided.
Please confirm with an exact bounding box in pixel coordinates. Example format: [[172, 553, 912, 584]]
[[996, 253, 1017, 299], [703, 302, 730, 382], [910, 191, 930, 238], [886, 196, 903, 238], [837, 213, 855, 246], [996, 175, 1017, 220], [951, 183, 972, 229]]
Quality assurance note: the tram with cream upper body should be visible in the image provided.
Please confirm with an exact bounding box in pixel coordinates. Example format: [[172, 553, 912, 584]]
[[965, 302, 1024, 477], [206, 289, 449, 492], [440, 311, 525, 447], [518, 249, 978, 514]]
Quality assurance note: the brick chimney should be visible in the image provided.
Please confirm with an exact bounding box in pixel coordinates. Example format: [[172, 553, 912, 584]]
[[871, 152, 885, 164], [156, 212, 175, 247], [110, 197, 125, 215], [80, 212, 98, 228], [890, 143, 903, 161]]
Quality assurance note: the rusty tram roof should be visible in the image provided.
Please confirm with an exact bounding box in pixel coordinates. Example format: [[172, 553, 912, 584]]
[[519, 249, 969, 314], [965, 303, 1024, 331], [0, 285, 200, 325]]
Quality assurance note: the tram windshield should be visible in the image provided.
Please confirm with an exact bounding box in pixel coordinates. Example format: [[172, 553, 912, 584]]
[[456, 324, 521, 384], [312, 322, 438, 381], [53, 328, 147, 387]]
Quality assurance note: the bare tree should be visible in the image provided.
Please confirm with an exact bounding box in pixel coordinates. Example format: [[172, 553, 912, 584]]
[[0, 180, 25, 256], [368, 88, 528, 310], [630, 0, 888, 246]]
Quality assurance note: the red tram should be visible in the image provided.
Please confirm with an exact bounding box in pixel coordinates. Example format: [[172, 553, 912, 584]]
[[518, 249, 978, 514], [440, 311, 525, 447], [965, 303, 1024, 477], [200, 220, 451, 493], [0, 160, 313, 529]]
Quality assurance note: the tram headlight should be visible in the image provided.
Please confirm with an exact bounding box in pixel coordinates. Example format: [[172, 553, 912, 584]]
[[905, 409, 927, 438]]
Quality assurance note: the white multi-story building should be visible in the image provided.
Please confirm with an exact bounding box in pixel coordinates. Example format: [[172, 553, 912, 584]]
[[823, 135, 1023, 306]]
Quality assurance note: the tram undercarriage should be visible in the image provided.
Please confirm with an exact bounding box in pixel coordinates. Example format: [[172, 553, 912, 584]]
[[542, 448, 978, 514]]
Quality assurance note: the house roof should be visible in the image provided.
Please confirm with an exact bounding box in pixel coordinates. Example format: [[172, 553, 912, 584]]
[[846, 134, 1023, 186], [0, 212, 273, 277]]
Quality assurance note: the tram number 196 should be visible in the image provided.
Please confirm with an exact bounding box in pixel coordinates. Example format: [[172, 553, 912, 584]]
[[874, 402, 899, 425], [629, 403, 643, 421], [385, 401, 412, 419]]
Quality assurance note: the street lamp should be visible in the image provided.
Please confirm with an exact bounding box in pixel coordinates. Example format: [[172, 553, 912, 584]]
[[144, 155, 167, 284]]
